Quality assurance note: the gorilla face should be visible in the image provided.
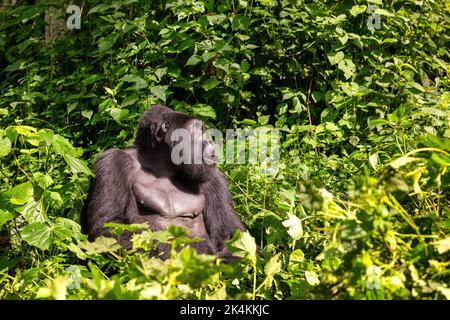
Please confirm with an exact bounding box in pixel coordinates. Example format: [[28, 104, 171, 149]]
[[135, 106, 218, 183], [167, 116, 218, 184]]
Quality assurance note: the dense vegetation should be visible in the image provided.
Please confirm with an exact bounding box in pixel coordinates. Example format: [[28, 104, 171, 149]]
[[0, 0, 449, 300]]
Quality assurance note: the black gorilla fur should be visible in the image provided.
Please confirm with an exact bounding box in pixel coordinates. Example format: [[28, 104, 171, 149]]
[[81, 105, 246, 260]]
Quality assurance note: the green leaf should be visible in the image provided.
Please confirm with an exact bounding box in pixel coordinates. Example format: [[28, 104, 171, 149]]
[[18, 197, 45, 223], [10, 182, 33, 205], [104, 87, 115, 96], [338, 59, 356, 80], [421, 107, 447, 117], [151, 85, 168, 102], [4, 59, 27, 72], [258, 115, 270, 125], [81, 110, 93, 120], [98, 33, 119, 53], [305, 271, 320, 286], [201, 78, 220, 91], [264, 253, 282, 289], [206, 14, 227, 25], [0, 209, 14, 227], [78, 236, 121, 254], [104, 222, 149, 236], [0, 137, 11, 157], [191, 104, 216, 119], [369, 153, 378, 170], [185, 54, 202, 66], [327, 51, 344, 66], [51, 134, 80, 157], [228, 230, 257, 259], [368, 118, 389, 128], [63, 154, 93, 176], [408, 82, 426, 92], [177, 39, 194, 52], [435, 236, 450, 254], [122, 75, 148, 89], [350, 5, 367, 17], [43, 190, 63, 206], [21, 222, 53, 250], [389, 156, 421, 169], [282, 214, 303, 240], [33, 173, 53, 189], [109, 107, 129, 123]]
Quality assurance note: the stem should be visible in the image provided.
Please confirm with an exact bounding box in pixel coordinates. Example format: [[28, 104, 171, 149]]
[[252, 258, 257, 300], [306, 76, 313, 126]]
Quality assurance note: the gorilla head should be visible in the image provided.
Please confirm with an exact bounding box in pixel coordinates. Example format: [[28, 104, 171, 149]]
[[134, 105, 218, 183]]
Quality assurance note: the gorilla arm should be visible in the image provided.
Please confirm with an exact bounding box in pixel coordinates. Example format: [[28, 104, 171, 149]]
[[82, 149, 140, 240], [201, 170, 247, 256]]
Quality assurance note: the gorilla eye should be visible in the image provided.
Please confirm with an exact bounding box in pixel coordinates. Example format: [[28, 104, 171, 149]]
[[161, 122, 169, 133]]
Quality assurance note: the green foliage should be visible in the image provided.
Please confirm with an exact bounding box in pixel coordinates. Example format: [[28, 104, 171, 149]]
[[1, 0, 449, 300]]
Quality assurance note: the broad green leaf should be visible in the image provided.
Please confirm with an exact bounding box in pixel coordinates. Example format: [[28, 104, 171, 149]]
[[78, 236, 121, 254], [258, 115, 270, 125], [350, 5, 367, 17], [338, 59, 356, 80], [435, 236, 450, 254], [21, 222, 53, 250], [51, 277, 68, 300], [305, 271, 320, 286], [421, 107, 447, 117], [191, 104, 216, 119], [0, 209, 13, 227], [5, 60, 27, 72], [122, 75, 148, 89], [177, 39, 194, 52], [151, 85, 168, 102], [109, 107, 129, 123], [0, 137, 11, 157], [201, 78, 220, 91], [262, 253, 281, 289], [10, 182, 33, 205], [33, 172, 53, 189], [98, 33, 119, 53], [408, 81, 426, 92], [389, 156, 421, 169], [327, 51, 344, 66], [51, 134, 80, 157], [228, 230, 257, 259], [104, 87, 114, 96], [369, 153, 378, 170], [282, 214, 303, 240], [368, 118, 389, 128], [63, 154, 93, 176], [43, 190, 63, 207], [15, 125, 37, 136], [185, 54, 202, 66], [18, 196, 45, 223], [289, 249, 305, 269], [206, 14, 227, 25], [81, 109, 93, 120]]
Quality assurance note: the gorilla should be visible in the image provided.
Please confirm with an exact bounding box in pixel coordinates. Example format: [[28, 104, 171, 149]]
[[81, 105, 246, 260]]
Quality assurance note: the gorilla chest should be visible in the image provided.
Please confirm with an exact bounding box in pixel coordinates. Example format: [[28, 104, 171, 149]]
[[132, 172, 205, 218]]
